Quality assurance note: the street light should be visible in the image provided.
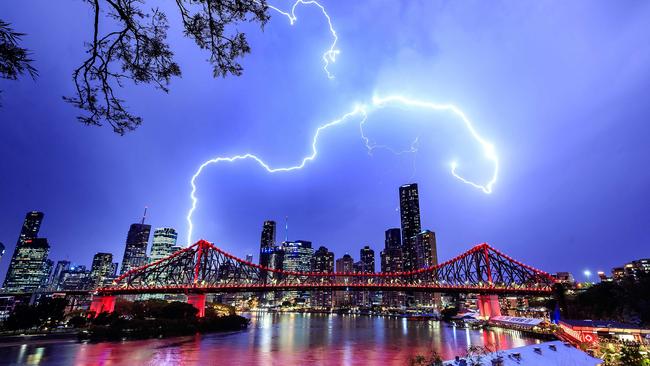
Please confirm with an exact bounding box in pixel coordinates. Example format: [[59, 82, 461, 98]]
[[584, 270, 592, 282]]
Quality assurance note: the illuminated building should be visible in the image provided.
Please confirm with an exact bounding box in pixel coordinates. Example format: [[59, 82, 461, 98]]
[[414, 230, 439, 307], [335, 254, 354, 307], [381, 228, 405, 308], [3, 238, 51, 292], [259, 220, 276, 270], [49, 260, 71, 290], [399, 184, 421, 272], [59, 265, 92, 291], [149, 227, 178, 262], [622, 258, 650, 280], [311, 246, 334, 308], [120, 211, 151, 274], [414, 230, 437, 269], [0, 243, 5, 263], [90, 253, 115, 287], [245, 254, 253, 263], [3, 211, 50, 292]]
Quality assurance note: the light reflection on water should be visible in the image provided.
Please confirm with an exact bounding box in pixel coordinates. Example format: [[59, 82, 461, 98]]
[[0, 313, 539, 366]]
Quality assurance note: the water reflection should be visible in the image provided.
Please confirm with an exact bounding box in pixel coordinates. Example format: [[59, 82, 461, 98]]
[[0, 313, 539, 366]]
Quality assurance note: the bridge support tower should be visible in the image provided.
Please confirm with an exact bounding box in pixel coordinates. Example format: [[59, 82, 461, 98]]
[[187, 293, 206, 317], [477, 294, 501, 319], [89, 295, 116, 317]]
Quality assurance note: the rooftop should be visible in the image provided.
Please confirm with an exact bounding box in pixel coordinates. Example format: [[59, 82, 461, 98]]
[[443, 340, 602, 366]]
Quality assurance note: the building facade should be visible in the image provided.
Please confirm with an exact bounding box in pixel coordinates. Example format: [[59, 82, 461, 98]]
[[3, 211, 50, 292], [335, 254, 354, 307], [311, 246, 335, 308], [90, 252, 115, 287], [381, 229, 405, 308], [120, 222, 151, 274], [259, 220, 276, 270], [149, 227, 178, 263], [399, 184, 421, 272]]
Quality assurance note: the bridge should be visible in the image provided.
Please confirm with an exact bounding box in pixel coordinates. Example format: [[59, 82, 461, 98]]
[[91, 240, 556, 318]]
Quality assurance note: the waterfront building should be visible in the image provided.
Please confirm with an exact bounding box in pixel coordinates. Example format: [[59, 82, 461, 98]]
[[279, 240, 313, 304], [3, 238, 51, 292], [259, 220, 276, 269], [311, 246, 335, 308], [120, 211, 151, 274], [3, 211, 50, 291], [90, 253, 114, 287], [620, 258, 650, 280], [335, 254, 354, 307], [149, 227, 178, 262], [49, 260, 71, 290], [381, 229, 405, 308], [553, 272, 576, 286], [414, 230, 437, 269], [399, 184, 421, 272], [59, 265, 92, 291]]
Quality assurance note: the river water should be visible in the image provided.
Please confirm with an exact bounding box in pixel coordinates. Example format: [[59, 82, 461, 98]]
[[0, 313, 540, 365]]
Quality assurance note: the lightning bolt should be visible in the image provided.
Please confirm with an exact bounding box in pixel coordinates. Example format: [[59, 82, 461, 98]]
[[186, 95, 499, 244], [267, 0, 339, 79], [184, 2, 500, 244]]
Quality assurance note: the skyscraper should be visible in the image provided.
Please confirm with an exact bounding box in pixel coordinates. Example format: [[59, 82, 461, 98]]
[[3, 211, 51, 292], [335, 254, 354, 307], [120, 211, 151, 274], [311, 246, 335, 308], [3, 238, 51, 292], [259, 220, 276, 269], [414, 230, 438, 269], [149, 227, 178, 263], [381, 228, 405, 308], [0, 243, 5, 263], [90, 252, 115, 287], [17, 211, 43, 247], [399, 184, 421, 272], [360, 246, 375, 273], [49, 260, 71, 290]]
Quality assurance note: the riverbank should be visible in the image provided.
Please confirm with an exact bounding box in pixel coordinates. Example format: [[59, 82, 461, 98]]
[[79, 314, 250, 342]]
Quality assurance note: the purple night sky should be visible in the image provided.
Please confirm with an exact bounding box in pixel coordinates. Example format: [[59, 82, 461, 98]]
[[1, 1, 649, 283]]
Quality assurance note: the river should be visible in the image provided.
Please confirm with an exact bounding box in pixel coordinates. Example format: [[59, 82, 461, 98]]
[[0, 313, 541, 365]]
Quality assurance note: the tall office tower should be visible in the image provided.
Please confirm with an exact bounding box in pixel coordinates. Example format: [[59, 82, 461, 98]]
[[59, 265, 92, 291], [149, 227, 178, 263], [360, 246, 375, 273], [17, 211, 44, 247], [414, 230, 438, 269], [3, 211, 47, 290], [335, 254, 355, 307], [280, 240, 313, 273], [49, 260, 71, 290], [120, 210, 151, 274], [381, 229, 405, 308], [259, 220, 276, 269], [385, 228, 401, 249], [399, 184, 421, 271], [90, 253, 115, 287], [3, 238, 51, 292], [311, 246, 335, 308], [414, 230, 439, 307]]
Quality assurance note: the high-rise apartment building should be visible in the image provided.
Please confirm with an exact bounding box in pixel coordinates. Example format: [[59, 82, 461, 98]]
[[381, 229, 405, 308], [120, 211, 151, 274], [149, 227, 178, 263], [399, 184, 421, 272], [49, 260, 71, 290], [414, 230, 438, 269]]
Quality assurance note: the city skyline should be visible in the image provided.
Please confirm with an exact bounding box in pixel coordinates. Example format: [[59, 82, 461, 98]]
[[2, 1, 650, 291]]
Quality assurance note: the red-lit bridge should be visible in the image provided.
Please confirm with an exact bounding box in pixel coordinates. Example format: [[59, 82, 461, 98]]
[[91, 240, 556, 318]]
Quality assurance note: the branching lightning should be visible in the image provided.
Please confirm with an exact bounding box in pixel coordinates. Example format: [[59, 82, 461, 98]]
[[268, 0, 339, 79], [184, 1, 500, 244]]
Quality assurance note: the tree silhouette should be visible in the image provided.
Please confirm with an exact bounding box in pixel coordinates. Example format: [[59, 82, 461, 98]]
[[64, 0, 270, 135], [0, 20, 37, 105]]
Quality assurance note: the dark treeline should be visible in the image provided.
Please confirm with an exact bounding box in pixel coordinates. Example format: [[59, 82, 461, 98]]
[[561, 274, 650, 326], [83, 299, 249, 341]]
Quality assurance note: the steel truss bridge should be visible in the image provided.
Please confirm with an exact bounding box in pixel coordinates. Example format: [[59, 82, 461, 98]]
[[90, 240, 556, 318]]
